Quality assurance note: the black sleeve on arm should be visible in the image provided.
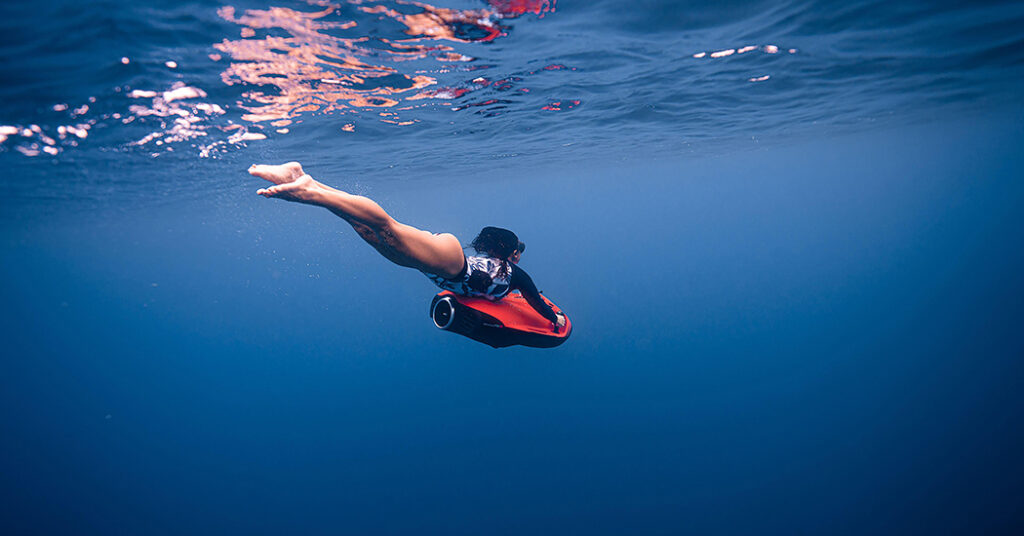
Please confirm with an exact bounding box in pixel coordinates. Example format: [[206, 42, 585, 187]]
[[510, 264, 559, 324]]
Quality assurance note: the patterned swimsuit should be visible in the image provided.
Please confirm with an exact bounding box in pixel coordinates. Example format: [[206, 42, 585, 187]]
[[425, 255, 512, 301]]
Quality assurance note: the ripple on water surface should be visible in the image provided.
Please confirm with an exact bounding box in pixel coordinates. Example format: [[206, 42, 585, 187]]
[[0, 0, 1021, 196], [0, 0, 573, 162]]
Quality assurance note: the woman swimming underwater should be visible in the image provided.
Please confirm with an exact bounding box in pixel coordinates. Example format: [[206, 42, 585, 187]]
[[249, 162, 566, 332]]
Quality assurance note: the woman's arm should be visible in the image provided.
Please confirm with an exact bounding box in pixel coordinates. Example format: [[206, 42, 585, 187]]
[[510, 265, 560, 326]]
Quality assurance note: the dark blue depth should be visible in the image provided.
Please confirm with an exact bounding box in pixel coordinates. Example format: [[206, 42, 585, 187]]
[[1, 1, 1023, 534]]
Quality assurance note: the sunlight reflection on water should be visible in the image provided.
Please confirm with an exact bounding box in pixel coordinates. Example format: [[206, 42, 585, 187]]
[[0, 0, 565, 160]]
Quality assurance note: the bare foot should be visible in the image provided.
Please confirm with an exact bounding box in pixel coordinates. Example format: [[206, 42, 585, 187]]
[[248, 161, 305, 185], [249, 162, 318, 201]]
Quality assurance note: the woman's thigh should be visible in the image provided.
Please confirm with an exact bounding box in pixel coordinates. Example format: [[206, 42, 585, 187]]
[[378, 222, 465, 278]]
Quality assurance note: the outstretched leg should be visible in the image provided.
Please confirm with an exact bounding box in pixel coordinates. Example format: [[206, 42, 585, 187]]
[[249, 162, 465, 279]]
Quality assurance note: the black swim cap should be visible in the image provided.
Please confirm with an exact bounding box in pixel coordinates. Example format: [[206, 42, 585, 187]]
[[471, 227, 519, 259]]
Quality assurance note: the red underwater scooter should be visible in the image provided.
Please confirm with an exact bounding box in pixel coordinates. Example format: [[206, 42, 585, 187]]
[[430, 291, 572, 348]]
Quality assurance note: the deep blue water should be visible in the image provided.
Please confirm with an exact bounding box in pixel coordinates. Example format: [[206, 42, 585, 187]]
[[2, 0, 1024, 534]]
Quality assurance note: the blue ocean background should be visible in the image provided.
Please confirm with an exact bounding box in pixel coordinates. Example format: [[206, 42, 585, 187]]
[[2, 0, 1023, 533]]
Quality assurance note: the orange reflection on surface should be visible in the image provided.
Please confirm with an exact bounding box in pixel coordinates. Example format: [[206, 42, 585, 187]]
[[213, 0, 562, 131], [358, 2, 500, 42], [215, 4, 441, 125], [5, 0, 566, 159], [212, 0, 541, 128], [488, 0, 556, 17]]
